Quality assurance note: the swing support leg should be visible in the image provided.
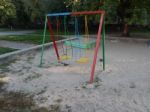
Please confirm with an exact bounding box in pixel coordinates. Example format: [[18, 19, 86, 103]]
[[47, 18, 60, 61], [89, 13, 105, 84], [102, 21, 106, 70], [40, 15, 47, 66]]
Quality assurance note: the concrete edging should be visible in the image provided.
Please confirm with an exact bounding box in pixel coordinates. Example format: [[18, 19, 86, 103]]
[[106, 36, 150, 42], [0, 38, 74, 64]]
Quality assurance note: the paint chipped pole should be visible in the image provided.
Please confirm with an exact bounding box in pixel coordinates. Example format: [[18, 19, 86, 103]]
[[40, 15, 47, 66], [47, 18, 60, 61], [89, 12, 105, 84], [102, 20, 106, 70], [100, 19, 106, 70]]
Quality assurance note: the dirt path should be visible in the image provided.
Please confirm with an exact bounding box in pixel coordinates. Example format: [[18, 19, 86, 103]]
[[0, 30, 35, 36], [0, 30, 36, 50], [0, 40, 35, 49]]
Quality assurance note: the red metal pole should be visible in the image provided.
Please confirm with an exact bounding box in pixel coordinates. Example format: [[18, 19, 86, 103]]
[[56, 17, 61, 41], [71, 10, 105, 16], [47, 18, 60, 61], [89, 13, 105, 83]]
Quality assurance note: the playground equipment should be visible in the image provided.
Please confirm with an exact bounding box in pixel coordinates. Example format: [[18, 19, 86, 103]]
[[40, 11, 105, 83]]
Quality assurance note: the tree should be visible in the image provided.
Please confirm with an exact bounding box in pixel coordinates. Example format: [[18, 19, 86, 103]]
[[20, 0, 66, 22], [12, 0, 30, 27], [21, 0, 45, 21], [45, 0, 66, 13], [12, 0, 66, 27], [0, 0, 16, 24], [65, 0, 102, 11], [65, 0, 150, 36], [102, 0, 150, 36]]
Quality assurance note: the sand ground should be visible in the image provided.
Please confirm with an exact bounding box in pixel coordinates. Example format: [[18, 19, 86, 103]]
[[0, 39, 150, 112]]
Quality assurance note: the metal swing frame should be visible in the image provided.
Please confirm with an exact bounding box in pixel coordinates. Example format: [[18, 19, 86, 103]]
[[40, 10, 106, 83]]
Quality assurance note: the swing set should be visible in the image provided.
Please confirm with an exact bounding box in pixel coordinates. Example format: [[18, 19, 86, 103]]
[[40, 11, 105, 83]]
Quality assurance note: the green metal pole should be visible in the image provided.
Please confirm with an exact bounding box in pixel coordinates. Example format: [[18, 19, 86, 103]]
[[64, 16, 68, 55], [102, 20, 106, 70], [64, 16, 67, 35], [40, 15, 47, 66]]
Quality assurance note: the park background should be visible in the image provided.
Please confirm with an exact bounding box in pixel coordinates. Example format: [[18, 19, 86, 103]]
[[0, 0, 150, 54], [0, 1, 150, 112]]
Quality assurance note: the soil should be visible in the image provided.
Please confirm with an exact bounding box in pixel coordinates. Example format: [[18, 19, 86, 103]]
[[0, 39, 150, 112]]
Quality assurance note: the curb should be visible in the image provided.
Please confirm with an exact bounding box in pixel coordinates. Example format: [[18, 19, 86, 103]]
[[0, 38, 75, 64], [106, 36, 150, 42]]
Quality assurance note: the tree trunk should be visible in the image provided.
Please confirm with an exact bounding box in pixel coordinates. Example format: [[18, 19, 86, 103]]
[[122, 22, 130, 36]]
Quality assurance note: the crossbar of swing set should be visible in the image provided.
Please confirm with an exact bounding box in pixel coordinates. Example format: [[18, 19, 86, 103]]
[[46, 10, 105, 17]]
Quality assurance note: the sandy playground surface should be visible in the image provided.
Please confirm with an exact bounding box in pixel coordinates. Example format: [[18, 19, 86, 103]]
[[0, 39, 150, 112]]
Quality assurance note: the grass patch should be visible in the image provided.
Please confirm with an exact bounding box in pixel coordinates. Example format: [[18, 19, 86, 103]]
[[0, 30, 72, 44], [131, 27, 150, 33], [0, 47, 17, 55], [0, 35, 49, 44], [0, 29, 97, 44]]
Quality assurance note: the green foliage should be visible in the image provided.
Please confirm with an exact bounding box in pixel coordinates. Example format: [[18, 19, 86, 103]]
[[1, 0, 150, 27], [12, 0, 66, 24], [104, 0, 150, 25], [101, 0, 118, 24], [12, 0, 30, 25], [64, 0, 150, 25], [21, 0, 45, 21], [45, 0, 66, 13], [64, 0, 101, 11], [19, 0, 66, 22], [0, 0, 16, 24]]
